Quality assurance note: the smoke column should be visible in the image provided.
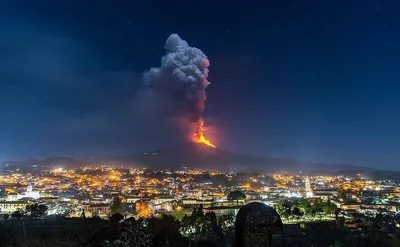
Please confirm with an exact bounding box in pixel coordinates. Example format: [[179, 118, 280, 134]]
[[142, 34, 213, 144]]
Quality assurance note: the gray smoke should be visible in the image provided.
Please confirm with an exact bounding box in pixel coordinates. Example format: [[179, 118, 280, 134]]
[[140, 34, 211, 140]]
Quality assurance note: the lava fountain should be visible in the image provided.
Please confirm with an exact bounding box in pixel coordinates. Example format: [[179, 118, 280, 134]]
[[194, 131, 216, 148], [192, 119, 215, 147]]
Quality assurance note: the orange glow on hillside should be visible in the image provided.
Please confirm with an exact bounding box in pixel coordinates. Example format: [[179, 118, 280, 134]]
[[194, 132, 216, 148]]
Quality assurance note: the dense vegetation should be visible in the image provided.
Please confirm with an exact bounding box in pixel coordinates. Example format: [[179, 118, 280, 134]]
[[2, 203, 400, 247], [275, 198, 338, 222]]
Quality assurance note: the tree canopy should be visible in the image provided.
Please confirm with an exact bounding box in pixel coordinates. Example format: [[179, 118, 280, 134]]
[[26, 203, 48, 218], [227, 191, 246, 205], [110, 196, 123, 214], [11, 210, 23, 219]]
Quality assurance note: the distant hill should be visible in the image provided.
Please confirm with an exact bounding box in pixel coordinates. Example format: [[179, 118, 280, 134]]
[[1, 159, 42, 167], [121, 142, 361, 172], [2, 142, 400, 180], [121, 142, 400, 179], [122, 142, 230, 170], [1, 156, 78, 171], [121, 142, 394, 173], [42, 156, 78, 166]]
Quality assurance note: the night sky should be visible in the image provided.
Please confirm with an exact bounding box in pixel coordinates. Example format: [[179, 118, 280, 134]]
[[1, 0, 400, 170]]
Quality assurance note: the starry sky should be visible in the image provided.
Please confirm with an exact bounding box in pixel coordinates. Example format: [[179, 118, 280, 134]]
[[1, 0, 400, 170]]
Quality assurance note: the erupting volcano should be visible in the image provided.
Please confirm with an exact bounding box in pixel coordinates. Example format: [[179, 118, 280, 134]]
[[194, 131, 216, 148], [192, 119, 215, 147], [141, 34, 216, 148]]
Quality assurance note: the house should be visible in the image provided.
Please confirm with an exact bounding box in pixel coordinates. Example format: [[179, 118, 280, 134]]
[[89, 204, 110, 215], [340, 203, 361, 210], [203, 206, 241, 216], [314, 193, 334, 201], [126, 196, 144, 203], [0, 193, 7, 202], [0, 201, 29, 213], [153, 196, 175, 205], [70, 196, 90, 205], [181, 199, 213, 206], [7, 193, 18, 201], [314, 189, 338, 197]]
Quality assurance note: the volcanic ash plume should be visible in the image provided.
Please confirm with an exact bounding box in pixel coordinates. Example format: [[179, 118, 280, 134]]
[[142, 34, 215, 147]]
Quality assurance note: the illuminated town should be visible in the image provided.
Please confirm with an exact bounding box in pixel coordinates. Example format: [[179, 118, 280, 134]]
[[1, 165, 399, 221]]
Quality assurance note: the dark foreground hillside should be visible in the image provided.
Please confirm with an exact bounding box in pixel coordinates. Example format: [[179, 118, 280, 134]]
[[1, 212, 400, 247]]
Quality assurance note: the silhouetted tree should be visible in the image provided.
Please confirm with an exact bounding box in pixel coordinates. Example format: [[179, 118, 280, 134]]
[[26, 204, 37, 219], [310, 198, 324, 218], [275, 199, 292, 219], [202, 212, 224, 244], [110, 196, 123, 214], [321, 201, 337, 216], [85, 218, 153, 247], [91, 211, 101, 220], [296, 198, 311, 214], [60, 208, 73, 218], [11, 210, 23, 220], [227, 191, 246, 205], [38, 204, 48, 217], [0, 222, 19, 247], [26, 203, 48, 221], [181, 207, 225, 246], [192, 205, 204, 217], [334, 208, 341, 222], [147, 214, 183, 247], [218, 215, 235, 245], [291, 206, 304, 221], [329, 241, 345, 247], [2, 214, 9, 221], [110, 213, 124, 224]]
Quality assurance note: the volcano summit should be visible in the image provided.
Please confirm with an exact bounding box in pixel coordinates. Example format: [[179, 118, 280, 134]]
[[127, 142, 227, 170]]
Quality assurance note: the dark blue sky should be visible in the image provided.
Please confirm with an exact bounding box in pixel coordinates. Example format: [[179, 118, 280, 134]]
[[1, 0, 400, 169]]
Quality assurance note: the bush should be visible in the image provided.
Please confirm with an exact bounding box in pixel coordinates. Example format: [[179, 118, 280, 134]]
[[0, 222, 21, 247], [110, 213, 124, 223], [84, 218, 153, 247], [300, 223, 307, 229]]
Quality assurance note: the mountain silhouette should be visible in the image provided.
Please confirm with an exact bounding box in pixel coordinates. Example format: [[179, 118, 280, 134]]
[[122, 142, 363, 173], [2, 143, 400, 179], [123, 142, 230, 170]]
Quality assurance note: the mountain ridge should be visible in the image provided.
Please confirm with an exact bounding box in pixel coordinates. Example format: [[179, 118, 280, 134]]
[[1, 142, 400, 180]]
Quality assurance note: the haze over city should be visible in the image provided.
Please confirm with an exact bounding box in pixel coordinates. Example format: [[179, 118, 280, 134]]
[[1, 1, 400, 170]]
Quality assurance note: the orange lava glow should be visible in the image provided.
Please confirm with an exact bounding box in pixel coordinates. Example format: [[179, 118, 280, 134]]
[[194, 132, 216, 148]]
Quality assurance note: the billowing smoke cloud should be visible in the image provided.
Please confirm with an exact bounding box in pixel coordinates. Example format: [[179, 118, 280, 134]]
[[140, 34, 211, 141]]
